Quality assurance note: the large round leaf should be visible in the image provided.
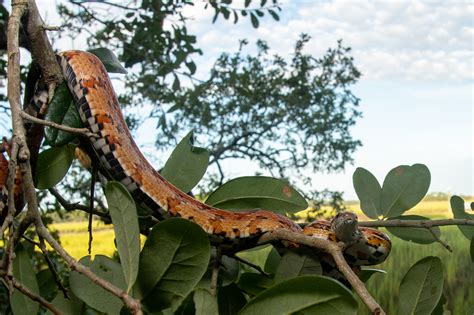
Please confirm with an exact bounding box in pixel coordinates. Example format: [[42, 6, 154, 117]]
[[34, 146, 75, 189], [353, 167, 381, 219], [239, 276, 357, 314], [450, 195, 474, 239], [138, 218, 210, 312], [398, 256, 443, 315], [380, 164, 430, 218], [161, 131, 209, 192], [205, 176, 307, 214], [386, 215, 441, 244], [69, 255, 126, 314], [11, 243, 40, 315], [106, 181, 140, 293]]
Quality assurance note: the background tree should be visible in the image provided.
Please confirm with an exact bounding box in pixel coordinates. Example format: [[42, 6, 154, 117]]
[[52, 0, 361, 210]]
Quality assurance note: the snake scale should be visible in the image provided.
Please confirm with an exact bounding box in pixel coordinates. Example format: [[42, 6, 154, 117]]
[[1, 51, 391, 281]]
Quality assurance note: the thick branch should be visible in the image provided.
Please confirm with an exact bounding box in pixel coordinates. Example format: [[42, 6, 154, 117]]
[[258, 229, 385, 315]]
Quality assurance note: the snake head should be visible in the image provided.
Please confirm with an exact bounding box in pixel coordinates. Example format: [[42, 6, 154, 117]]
[[331, 211, 359, 243]]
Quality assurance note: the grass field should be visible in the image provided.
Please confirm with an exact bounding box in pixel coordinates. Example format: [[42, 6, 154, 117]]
[[49, 198, 473, 314]]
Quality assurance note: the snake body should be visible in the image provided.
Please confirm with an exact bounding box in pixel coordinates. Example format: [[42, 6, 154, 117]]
[[1, 51, 391, 279]]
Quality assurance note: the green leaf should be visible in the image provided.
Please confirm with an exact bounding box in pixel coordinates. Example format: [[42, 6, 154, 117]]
[[193, 289, 218, 315], [172, 74, 181, 91], [161, 131, 209, 192], [359, 269, 386, 283], [69, 255, 126, 314], [239, 276, 357, 314], [250, 13, 259, 28], [89, 48, 127, 74], [47, 291, 84, 315], [263, 246, 281, 274], [11, 243, 40, 315], [244, 0, 251, 7], [386, 215, 441, 244], [106, 181, 140, 293], [236, 272, 274, 296], [45, 82, 83, 147], [205, 176, 307, 214], [138, 218, 210, 312], [236, 245, 274, 272], [37, 268, 58, 301], [34, 145, 75, 189], [398, 256, 444, 315], [274, 250, 321, 283], [450, 195, 474, 239], [268, 9, 279, 21], [353, 167, 382, 219], [217, 283, 247, 315], [381, 164, 431, 218], [185, 61, 196, 75]]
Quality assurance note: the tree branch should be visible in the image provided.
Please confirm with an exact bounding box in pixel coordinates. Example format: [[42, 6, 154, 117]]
[[20, 111, 98, 138], [11, 277, 62, 315], [359, 219, 474, 228], [257, 229, 385, 315], [48, 187, 110, 219]]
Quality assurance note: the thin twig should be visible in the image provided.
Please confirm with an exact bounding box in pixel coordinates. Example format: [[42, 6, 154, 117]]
[[48, 187, 110, 219], [42, 25, 61, 31], [11, 277, 62, 315], [359, 219, 474, 228], [230, 254, 271, 278], [20, 111, 98, 138], [428, 227, 452, 252], [258, 229, 385, 315]]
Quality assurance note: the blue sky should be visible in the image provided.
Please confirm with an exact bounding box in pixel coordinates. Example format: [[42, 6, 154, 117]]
[[176, 1, 473, 198], [9, 0, 474, 199]]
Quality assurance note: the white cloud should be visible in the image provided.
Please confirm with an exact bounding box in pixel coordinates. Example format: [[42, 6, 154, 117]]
[[183, 1, 473, 82]]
